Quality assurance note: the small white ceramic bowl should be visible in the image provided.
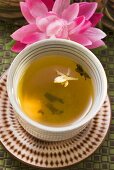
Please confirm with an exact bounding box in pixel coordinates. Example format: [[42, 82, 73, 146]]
[[7, 39, 107, 141]]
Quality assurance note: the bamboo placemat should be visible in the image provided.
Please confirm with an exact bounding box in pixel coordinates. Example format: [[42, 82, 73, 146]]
[[0, 21, 114, 170]]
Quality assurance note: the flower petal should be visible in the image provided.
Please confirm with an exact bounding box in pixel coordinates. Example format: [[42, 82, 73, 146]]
[[56, 25, 68, 38], [64, 81, 69, 87], [20, 2, 35, 23], [69, 34, 92, 46], [11, 41, 26, 53], [69, 16, 85, 34], [36, 14, 58, 32], [46, 20, 62, 36], [86, 40, 105, 49], [22, 32, 46, 44], [79, 2, 97, 20], [83, 27, 106, 42], [36, 17, 49, 32], [46, 19, 68, 38], [52, 0, 70, 16], [11, 24, 39, 42], [62, 3, 79, 22], [54, 76, 66, 83], [79, 21, 92, 33], [26, 0, 48, 18], [42, 0, 54, 11], [90, 13, 103, 27]]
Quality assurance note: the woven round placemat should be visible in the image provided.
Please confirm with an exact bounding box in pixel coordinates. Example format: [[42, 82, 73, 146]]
[[0, 21, 114, 170]]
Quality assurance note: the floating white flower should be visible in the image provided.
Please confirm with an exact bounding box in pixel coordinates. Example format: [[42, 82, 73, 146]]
[[54, 69, 78, 87]]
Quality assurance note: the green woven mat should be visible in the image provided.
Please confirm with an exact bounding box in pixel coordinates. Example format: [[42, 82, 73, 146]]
[[0, 21, 114, 170]]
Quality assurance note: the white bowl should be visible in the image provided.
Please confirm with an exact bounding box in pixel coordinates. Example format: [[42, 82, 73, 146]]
[[7, 39, 107, 141]]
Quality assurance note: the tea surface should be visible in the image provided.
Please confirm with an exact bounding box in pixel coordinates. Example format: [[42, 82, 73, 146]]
[[17, 55, 93, 127]]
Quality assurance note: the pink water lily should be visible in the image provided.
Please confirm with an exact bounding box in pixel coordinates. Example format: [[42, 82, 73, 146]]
[[11, 0, 106, 53]]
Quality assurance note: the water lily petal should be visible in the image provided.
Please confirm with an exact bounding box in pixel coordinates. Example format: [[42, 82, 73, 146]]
[[62, 3, 79, 22], [36, 14, 58, 32], [90, 13, 103, 26], [52, 0, 70, 16], [69, 16, 85, 34], [67, 21, 76, 32], [46, 19, 68, 38], [86, 40, 105, 49], [36, 17, 49, 32], [46, 20, 62, 36], [79, 2, 97, 20], [42, 0, 54, 11], [69, 34, 92, 46], [20, 2, 35, 23], [79, 21, 92, 33], [11, 41, 26, 53], [11, 24, 38, 42], [22, 32, 46, 44], [83, 27, 106, 42], [78, 2, 89, 5], [26, 0, 48, 18], [56, 25, 68, 39]]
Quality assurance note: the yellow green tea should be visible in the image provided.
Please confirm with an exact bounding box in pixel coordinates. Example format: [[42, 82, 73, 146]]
[[17, 55, 94, 127]]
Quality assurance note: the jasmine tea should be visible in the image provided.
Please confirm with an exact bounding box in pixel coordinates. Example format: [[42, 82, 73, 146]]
[[17, 55, 94, 127]]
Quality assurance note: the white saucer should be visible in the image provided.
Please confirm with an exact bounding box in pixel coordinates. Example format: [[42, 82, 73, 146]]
[[0, 71, 111, 168]]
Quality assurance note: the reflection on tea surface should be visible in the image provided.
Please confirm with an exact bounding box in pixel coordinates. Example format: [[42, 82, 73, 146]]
[[17, 55, 93, 127]]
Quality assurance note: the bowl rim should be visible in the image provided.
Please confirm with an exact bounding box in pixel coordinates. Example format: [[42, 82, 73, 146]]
[[7, 39, 107, 133]]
